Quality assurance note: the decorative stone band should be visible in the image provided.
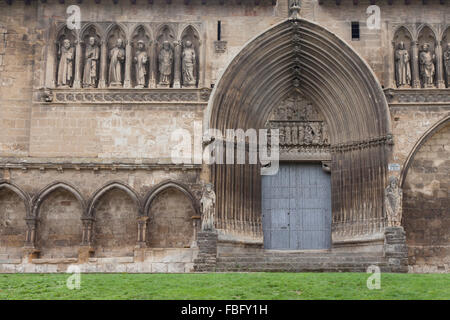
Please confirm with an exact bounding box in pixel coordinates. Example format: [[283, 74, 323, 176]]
[[384, 88, 450, 105], [35, 87, 211, 104], [330, 134, 394, 153], [0, 158, 201, 172]]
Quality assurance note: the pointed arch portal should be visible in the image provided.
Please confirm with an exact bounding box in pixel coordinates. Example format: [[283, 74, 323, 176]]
[[205, 19, 392, 243]]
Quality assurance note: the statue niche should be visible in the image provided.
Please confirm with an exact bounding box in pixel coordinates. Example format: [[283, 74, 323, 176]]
[[418, 27, 437, 88], [200, 183, 216, 231], [393, 27, 413, 89], [81, 26, 101, 88], [107, 26, 126, 87], [132, 27, 151, 89], [385, 176, 403, 227], [181, 26, 200, 88], [55, 27, 76, 88], [156, 25, 175, 87], [444, 42, 450, 88]]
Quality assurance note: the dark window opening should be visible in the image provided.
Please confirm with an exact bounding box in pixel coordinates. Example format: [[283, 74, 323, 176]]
[[351, 22, 360, 41]]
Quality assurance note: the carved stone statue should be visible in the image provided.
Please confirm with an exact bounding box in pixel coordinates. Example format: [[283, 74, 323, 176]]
[[57, 39, 74, 87], [83, 37, 99, 88], [109, 38, 125, 87], [395, 41, 411, 88], [304, 124, 314, 144], [182, 40, 196, 87], [134, 40, 148, 88], [289, 0, 301, 19], [158, 41, 173, 87], [200, 183, 216, 231], [385, 176, 403, 227], [419, 43, 436, 88], [444, 43, 450, 88]]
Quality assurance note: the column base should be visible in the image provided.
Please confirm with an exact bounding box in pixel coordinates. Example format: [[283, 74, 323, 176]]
[[22, 247, 40, 263], [78, 246, 95, 263]]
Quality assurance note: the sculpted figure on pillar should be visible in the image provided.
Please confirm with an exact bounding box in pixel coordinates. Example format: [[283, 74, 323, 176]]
[[83, 37, 99, 88], [385, 176, 403, 227], [109, 38, 125, 87], [419, 43, 436, 88], [57, 39, 74, 87], [444, 43, 450, 88], [200, 183, 216, 231], [182, 40, 197, 87], [395, 41, 411, 88], [158, 41, 173, 87], [134, 40, 148, 88]]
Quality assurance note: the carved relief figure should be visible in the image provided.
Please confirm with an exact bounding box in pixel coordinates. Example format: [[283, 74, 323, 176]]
[[182, 40, 196, 87], [57, 39, 74, 87], [304, 124, 314, 144], [395, 41, 411, 88], [83, 37, 99, 88], [419, 43, 436, 88], [158, 41, 173, 86], [109, 38, 125, 87], [444, 43, 450, 87], [200, 183, 216, 231], [385, 176, 403, 227], [134, 40, 148, 88]]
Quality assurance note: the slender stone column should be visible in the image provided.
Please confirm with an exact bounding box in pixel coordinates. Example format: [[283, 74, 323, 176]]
[[46, 41, 57, 88], [124, 40, 132, 88], [411, 41, 421, 88], [436, 41, 445, 88], [391, 41, 397, 88], [98, 40, 108, 88], [136, 216, 149, 247], [72, 40, 82, 88], [148, 40, 156, 88], [24, 218, 37, 248], [173, 40, 181, 88], [81, 218, 94, 246]]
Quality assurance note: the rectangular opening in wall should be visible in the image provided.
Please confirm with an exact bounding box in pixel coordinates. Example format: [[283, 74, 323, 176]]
[[351, 21, 360, 41]]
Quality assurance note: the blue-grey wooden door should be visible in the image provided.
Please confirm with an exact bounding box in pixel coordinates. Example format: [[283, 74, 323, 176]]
[[262, 163, 331, 250]]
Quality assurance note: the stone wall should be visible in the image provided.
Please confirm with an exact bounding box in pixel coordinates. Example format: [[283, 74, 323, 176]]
[[403, 122, 450, 273]]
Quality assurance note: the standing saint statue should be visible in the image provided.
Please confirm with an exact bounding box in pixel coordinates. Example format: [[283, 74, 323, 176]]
[[444, 43, 450, 88], [385, 176, 403, 227], [57, 39, 74, 87], [200, 183, 216, 231], [419, 43, 436, 88], [158, 41, 173, 86], [395, 41, 411, 88], [182, 40, 197, 87], [134, 40, 148, 88], [83, 37, 99, 88], [109, 38, 125, 87]]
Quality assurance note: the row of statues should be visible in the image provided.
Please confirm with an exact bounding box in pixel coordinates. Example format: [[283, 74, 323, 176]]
[[395, 41, 450, 88], [276, 122, 329, 146], [57, 38, 197, 88]]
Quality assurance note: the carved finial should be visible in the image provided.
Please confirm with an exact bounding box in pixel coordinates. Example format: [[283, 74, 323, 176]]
[[289, 0, 301, 20]]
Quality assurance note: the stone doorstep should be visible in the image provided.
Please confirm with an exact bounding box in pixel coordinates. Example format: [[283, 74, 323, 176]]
[[31, 258, 78, 264]]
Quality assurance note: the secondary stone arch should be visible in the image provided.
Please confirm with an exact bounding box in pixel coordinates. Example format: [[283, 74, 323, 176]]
[[88, 181, 142, 218], [205, 18, 392, 242], [400, 115, 450, 188], [0, 181, 31, 217]]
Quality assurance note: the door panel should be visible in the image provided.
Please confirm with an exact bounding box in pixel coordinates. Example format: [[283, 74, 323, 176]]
[[262, 163, 331, 250]]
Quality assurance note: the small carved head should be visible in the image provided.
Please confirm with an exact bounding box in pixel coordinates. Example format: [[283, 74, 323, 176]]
[[388, 176, 399, 189], [162, 40, 171, 50], [117, 38, 124, 48], [63, 39, 71, 49], [204, 183, 213, 193], [398, 41, 405, 50], [422, 43, 430, 52], [185, 40, 192, 48], [89, 37, 96, 46], [137, 40, 145, 49]]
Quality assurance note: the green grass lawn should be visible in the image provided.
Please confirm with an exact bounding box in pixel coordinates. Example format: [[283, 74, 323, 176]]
[[0, 273, 449, 300]]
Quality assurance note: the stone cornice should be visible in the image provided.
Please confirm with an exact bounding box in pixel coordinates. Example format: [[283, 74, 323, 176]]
[[384, 88, 450, 106], [0, 157, 201, 171], [34, 87, 211, 105]]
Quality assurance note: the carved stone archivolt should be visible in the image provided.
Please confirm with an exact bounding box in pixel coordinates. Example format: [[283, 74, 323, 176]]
[[392, 24, 450, 89], [48, 22, 203, 90], [265, 92, 330, 160]]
